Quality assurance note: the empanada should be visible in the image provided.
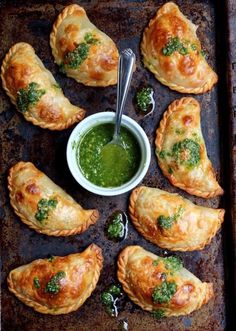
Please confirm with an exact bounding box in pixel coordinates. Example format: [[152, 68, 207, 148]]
[[155, 97, 223, 198], [8, 162, 99, 236], [8, 244, 103, 315], [129, 186, 224, 251], [117, 245, 213, 318], [50, 4, 119, 87], [141, 2, 218, 94], [1, 42, 85, 130]]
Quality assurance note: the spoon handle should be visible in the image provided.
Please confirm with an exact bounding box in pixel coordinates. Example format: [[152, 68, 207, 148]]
[[114, 48, 136, 139]]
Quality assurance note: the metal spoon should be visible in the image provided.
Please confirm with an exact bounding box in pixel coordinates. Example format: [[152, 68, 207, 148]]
[[104, 48, 136, 150]]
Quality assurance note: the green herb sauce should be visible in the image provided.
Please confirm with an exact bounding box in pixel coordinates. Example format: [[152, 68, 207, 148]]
[[33, 277, 40, 289], [17, 82, 46, 113], [77, 123, 141, 188], [152, 280, 177, 304], [101, 284, 123, 317], [136, 87, 155, 113], [172, 138, 200, 169], [162, 37, 188, 56], [45, 271, 66, 294], [35, 198, 58, 222], [62, 32, 99, 70], [152, 256, 183, 273], [105, 211, 128, 242], [157, 206, 184, 230], [152, 309, 165, 319]]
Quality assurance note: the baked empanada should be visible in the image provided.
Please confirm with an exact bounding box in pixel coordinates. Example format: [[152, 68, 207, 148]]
[[8, 162, 99, 236], [50, 4, 119, 87], [129, 186, 224, 251], [141, 2, 218, 94], [8, 244, 103, 315], [155, 97, 223, 198], [117, 245, 213, 318], [1, 42, 85, 130]]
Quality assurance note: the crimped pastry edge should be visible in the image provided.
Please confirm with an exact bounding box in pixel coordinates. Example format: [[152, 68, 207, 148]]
[[1, 42, 85, 130], [129, 186, 225, 251], [8, 161, 99, 236], [7, 244, 103, 315], [155, 97, 224, 198]]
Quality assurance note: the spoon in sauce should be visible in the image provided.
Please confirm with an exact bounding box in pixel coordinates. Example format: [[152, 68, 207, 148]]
[[101, 49, 136, 160]]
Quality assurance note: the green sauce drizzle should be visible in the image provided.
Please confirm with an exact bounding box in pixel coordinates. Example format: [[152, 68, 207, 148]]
[[17, 82, 46, 113], [152, 280, 177, 304], [136, 87, 154, 112], [157, 206, 184, 230], [152, 309, 165, 319], [107, 213, 124, 240], [33, 277, 40, 289], [45, 271, 66, 294], [101, 284, 123, 317], [152, 256, 183, 273], [162, 37, 188, 56], [35, 198, 58, 222], [62, 32, 99, 70], [172, 138, 200, 169]]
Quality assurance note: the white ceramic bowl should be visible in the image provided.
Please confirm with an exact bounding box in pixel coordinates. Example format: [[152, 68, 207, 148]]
[[66, 112, 151, 196]]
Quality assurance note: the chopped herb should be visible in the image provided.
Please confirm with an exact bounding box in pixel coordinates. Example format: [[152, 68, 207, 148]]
[[17, 82, 46, 113], [159, 150, 171, 159], [191, 44, 197, 51], [152, 309, 165, 319], [108, 284, 121, 296], [168, 167, 173, 174], [200, 49, 207, 58], [53, 82, 61, 89], [107, 214, 124, 240], [101, 292, 113, 305], [136, 87, 153, 112], [59, 63, 66, 74], [47, 255, 55, 262], [157, 206, 184, 230], [152, 280, 177, 304], [164, 256, 183, 272], [162, 37, 188, 56], [175, 128, 185, 135], [33, 277, 40, 289], [62, 32, 99, 71], [45, 271, 66, 294], [101, 284, 123, 317], [172, 138, 200, 169], [35, 198, 58, 222], [153, 259, 159, 266]]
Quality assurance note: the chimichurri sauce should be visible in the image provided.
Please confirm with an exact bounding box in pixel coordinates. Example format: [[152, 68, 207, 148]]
[[105, 210, 128, 242], [77, 123, 141, 188]]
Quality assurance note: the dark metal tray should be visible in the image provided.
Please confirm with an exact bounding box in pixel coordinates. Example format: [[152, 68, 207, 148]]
[[0, 1, 235, 330]]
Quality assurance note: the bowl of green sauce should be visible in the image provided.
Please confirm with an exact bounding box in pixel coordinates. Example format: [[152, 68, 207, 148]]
[[67, 112, 151, 196]]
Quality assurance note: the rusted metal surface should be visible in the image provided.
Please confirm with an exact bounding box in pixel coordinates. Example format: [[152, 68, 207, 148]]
[[0, 0, 235, 330]]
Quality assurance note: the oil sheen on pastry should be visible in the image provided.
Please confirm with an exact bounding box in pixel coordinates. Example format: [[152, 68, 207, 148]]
[[117, 245, 213, 318], [50, 4, 119, 86], [1, 42, 85, 130], [8, 244, 103, 315], [129, 186, 224, 251], [8, 162, 99, 236], [141, 2, 218, 94], [155, 97, 223, 198]]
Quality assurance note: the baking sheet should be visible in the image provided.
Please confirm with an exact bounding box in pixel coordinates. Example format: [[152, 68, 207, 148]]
[[0, 0, 235, 330]]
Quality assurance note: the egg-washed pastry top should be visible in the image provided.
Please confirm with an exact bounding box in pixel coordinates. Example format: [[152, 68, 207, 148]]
[[8, 162, 99, 236], [155, 97, 223, 198], [8, 244, 103, 315], [141, 2, 218, 94], [1, 42, 85, 130], [129, 186, 224, 251], [50, 4, 119, 87], [117, 245, 213, 318]]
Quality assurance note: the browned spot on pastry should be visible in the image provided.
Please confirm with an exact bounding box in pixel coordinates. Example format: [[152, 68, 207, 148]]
[[6, 63, 31, 93], [15, 192, 24, 203], [178, 55, 196, 76], [182, 115, 193, 126], [168, 14, 188, 37], [100, 52, 118, 71], [172, 283, 194, 307], [162, 58, 175, 75], [151, 23, 170, 50], [38, 104, 62, 123], [64, 24, 79, 34], [26, 183, 40, 195]]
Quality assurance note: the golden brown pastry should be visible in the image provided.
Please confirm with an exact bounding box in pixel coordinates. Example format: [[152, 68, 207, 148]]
[[8, 162, 99, 236], [1, 42, 85, 130], [8, 244, 103, 315], [117, 245, 213, 318], [141, 2, 218, 94], [155, 97, 223, 198], [129, 186, 224, 251], [50, 4, 119, 87]]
